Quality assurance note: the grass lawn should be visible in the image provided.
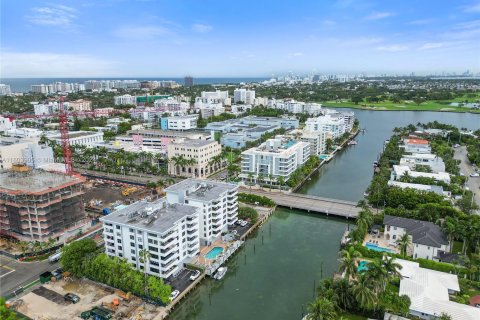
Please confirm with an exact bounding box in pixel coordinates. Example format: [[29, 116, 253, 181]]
[[322, 99, 480, 113], [339, 312, 367, 320]]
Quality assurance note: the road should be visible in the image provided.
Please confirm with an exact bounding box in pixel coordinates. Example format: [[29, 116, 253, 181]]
[[454, 146, 480, 213], [0, 255, 59, 297]]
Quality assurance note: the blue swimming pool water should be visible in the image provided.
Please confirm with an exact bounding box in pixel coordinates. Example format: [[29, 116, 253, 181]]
[[357, 260, 369, 272], [205, 247, 223, 259], [365, 242, 393, 253]]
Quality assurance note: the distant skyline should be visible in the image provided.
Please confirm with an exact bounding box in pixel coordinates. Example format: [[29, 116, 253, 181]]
[[1, 0, 479, 77]]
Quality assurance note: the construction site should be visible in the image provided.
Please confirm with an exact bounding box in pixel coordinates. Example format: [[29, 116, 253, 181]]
[[0, 164, 86, 242]]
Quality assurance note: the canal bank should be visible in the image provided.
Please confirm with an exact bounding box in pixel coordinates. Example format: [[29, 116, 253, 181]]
[[168, 208, 349, 320]]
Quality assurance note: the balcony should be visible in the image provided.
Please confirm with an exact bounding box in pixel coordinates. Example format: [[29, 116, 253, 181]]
[[187, 235, 197, 242], [160, 244, 176, 255], [161, 251, 178, 263], [161, 258, 177, 269], [160, 236, 176, 247], [187, 229, 198, 236]]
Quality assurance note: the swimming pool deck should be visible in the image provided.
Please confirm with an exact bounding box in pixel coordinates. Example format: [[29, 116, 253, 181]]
[[362, 233, 400, 254]]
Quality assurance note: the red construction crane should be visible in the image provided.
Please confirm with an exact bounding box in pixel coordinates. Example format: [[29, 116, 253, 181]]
[[58, 96, 73, 174]]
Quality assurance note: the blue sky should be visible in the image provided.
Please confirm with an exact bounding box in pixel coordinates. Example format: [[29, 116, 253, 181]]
[[1, 0, 479, 77]]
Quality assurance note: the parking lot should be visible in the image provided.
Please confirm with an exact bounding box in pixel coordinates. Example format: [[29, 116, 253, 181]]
[[166, 268, 199, 293], [229, 222, 252, 238]]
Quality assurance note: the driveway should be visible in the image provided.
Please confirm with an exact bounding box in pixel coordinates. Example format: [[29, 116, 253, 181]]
[[0, 255, 59, 297], [454, 146, 480, 214]]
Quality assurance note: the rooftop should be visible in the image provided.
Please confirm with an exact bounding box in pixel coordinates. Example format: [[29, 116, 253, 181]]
[[383, 215, 449, 247], [397, 259, 480, 320], [48, 131, 102, 139], [171, 139, 216, 147], [101, 198, 198, 234], [165, 178, 237, 202], [0, 169, 84, 194], [387, 181, 444, 195], [405, 138, 429, 145]]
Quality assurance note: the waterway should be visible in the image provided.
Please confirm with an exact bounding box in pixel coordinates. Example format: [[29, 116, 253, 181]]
[[169, 110, 480, 320]]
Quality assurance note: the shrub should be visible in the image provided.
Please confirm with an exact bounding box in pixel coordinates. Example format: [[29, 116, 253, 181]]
[[238, 193, 275, 207], [238, 206, 259, 223]]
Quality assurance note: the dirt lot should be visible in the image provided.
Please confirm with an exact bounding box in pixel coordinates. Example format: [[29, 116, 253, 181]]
[[83, 185, 124, 204], [14, 279, 168, 320]]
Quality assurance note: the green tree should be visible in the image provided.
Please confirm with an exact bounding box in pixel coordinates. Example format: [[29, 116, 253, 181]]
[[306, 297, 337, 320], [436, 313, 452, 320], [61, 238, 97, 277], [139, 249, 151, 296], [351, 274, 376, 310], [396, 233, 412, 257], [0, 297, 17, 320], [339, 247, 361, 280]]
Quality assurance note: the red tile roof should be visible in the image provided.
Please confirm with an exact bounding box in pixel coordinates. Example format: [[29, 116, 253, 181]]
[[405, 138, 429, 145]]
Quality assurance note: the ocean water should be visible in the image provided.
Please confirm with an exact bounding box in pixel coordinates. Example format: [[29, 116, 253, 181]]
[[0, 77, 269, 93]]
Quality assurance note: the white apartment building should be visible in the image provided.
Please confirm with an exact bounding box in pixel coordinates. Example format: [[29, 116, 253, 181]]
[[400, 153, 446, 173], [33, 102, 60, 116], [305, 114, 346, 139], [391, 165, 451, 184], [0, 137, 39, 170], [101, 198, 200, 278], [46, 131, 104, 147], [383, 215, 450, 260], [241, 137, 311, 184], [268, 99, 322, 115], [300, 130, 326, 156], [199, 105, 226, 118], [0, 116, 15, 133], [165, 179, 238, 245], [167, 139, 222, 178], [233, 89, 255, 105], [114, 94, 137, 105], [161, 115, 198, 131], [5, 128, 43, 138], [22, 144, 54, 169], [0, 84, 11, 95], [322, 109, 355, 132]]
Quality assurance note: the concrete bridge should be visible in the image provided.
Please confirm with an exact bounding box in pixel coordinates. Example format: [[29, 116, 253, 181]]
[[243, 189, 361, 219]]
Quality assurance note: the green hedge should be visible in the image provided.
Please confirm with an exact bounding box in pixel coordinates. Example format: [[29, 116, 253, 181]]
[[238, 193, 275, 207]]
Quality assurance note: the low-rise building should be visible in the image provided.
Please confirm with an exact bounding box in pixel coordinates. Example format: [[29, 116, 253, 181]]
[[165, 179, 238, 244], [397, 259, 480, 320], [0, 137, 39, 170], [46, 131, 104, 147], [160, 115, 198, 131], [0, 84, 11, 95], [400, 153, 446, 173], [22, 144, 55, 169], [387, 180, 449, 197], [391, 165, 451, 184], [116, 129, 212, 151], [114, 94, 137, 105], [383, 215, 450, 260], [101, 198, 200, 278], [167, 139, 222, 178], [0, 116, 15, 133], [5, 128, 43, 138], [241, 137, 311, 184], [68, 99, 92, 112], [403, 138, 432, 154], [34, 102, 60, 116]]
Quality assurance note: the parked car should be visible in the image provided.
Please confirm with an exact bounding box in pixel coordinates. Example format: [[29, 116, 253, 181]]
[[240, 220, 248, 227], [64, 293, 80, 304], [52, 268, 63, 280], [48, 251, 62, 263], [470, 173, 479, 177], [189, 270, 201, 281], [235, 219, 244, 225], [170, 290, 180, 301]]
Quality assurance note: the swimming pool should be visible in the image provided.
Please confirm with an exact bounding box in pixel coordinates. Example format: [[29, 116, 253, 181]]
[[365, 242, 393, 253], [205, 247, 223, 260], [357, 260, 369, 272]]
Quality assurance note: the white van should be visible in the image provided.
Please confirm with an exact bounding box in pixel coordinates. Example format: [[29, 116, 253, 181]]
[[49, 252, 62, 263]]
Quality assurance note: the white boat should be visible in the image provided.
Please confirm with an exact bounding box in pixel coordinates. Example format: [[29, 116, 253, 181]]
[[213, 267, 227, 280], [347, 140, 357, 145]]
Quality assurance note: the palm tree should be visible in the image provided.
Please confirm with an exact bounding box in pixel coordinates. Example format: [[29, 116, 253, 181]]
[[306, 297, 337, 320], [396, 233, 412, 257], [339, 247, 362, 280], [364, 259, 388, 294], [333, 279, 353, 312], [351, 274, 376, 310], [257, 173, 264, 188], [139, 249, 151, 296], [268, 174, 274, 191], [247, 172, 254, 192], [356, 209, 374, 231]]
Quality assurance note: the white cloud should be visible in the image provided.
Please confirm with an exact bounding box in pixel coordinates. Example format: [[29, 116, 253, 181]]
[[365, 12, 394, 20], [1, 51, 117, 77], [463, 2, 480, 13], [192, 24, 213, 33], [376, 45, 408, 52], [292, 52, 304, 57], [408, 19, 434, 25], [337, 37, 383, 47], [419, 42, 444, 50], [27, 5, 77, 28], [113, 25, 172, 40]]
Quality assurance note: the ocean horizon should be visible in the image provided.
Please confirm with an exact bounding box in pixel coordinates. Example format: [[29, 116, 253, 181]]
[[0, 77, 269, 93]]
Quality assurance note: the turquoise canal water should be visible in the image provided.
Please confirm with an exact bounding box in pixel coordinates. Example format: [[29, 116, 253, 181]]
[[168, 110, 480, 320]]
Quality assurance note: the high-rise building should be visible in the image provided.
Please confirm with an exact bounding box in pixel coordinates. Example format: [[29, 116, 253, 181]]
[[0, 84, 12, 95], [184, 76, 194, 87], [233, 88, 255, 104]]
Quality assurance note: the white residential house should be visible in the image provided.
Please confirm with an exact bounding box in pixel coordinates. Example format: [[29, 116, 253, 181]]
[[400, 153, 446, 173], [391, 165, 451, 184], [403, 138, 432, 154], [100, 198, 200, 279], [0, 116, 15, 133], [383, 215, 451, 260], [397, 259, 480, 320], [241, 137, 311, 184], [165, 179, 239, 245]]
